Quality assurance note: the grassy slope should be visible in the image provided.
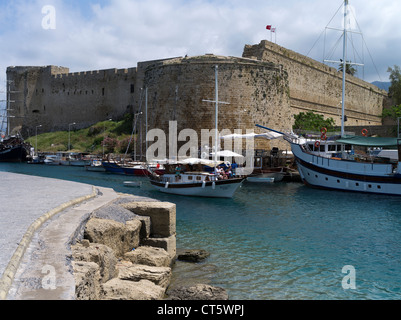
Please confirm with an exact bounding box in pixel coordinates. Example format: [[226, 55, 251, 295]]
[[26, 117, 137, 154]]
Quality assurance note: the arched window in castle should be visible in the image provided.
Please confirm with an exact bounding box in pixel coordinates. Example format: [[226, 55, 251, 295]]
[[130, 84, 135, 93], [102, 88, 105, 96]]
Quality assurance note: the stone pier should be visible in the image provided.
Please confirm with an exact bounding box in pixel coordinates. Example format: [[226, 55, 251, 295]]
[[0, 172, 177, 300]]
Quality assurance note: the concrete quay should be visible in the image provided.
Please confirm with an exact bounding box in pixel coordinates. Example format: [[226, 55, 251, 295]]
[[0, 172, 121, 300]]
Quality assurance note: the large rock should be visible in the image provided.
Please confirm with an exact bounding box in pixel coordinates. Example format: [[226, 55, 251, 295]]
[[122, 202, 176, 238], [177, 249, 210, 262], [71, 242, 118, 283], [100, 278, 165, 300], [72, 261, 101, 300], [118, 264, 172, 289], [83, 218, 141, 257], [92, 204, 151, 239], [141, 235, 176, 259], [167, 284, 229, 300], [123, 246, 172, 267]]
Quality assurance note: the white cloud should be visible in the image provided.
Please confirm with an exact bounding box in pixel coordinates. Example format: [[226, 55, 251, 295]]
[[1, 0, 400, 88]]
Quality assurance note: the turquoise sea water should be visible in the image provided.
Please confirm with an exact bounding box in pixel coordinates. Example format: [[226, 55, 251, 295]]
[[2, 163, 401, 300]]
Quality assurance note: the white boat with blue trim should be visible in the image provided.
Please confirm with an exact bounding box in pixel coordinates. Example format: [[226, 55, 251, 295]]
[[257, 0, 401, 196]]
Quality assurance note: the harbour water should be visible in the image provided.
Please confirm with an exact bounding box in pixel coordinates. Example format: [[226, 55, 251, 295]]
[[2, 163, 401, 300]]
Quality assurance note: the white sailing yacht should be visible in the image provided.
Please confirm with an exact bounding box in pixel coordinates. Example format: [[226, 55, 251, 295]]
[[258, 0, 401, 196]]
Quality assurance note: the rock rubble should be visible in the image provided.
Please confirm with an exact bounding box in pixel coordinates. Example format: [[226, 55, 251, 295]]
[[71, 199, 228, 300]]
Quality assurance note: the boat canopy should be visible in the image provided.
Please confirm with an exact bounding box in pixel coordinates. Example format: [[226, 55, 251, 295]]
[[210, 150, 244, 158], [220, 132, 282, 140], [336, 135, 399, 147], [179, 157, 224, 166]]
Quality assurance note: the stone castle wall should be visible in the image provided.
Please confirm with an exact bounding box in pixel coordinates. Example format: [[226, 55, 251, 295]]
[[142, 55, 291, 153], [243, 40, 389, 127], [7, 65, 137, 136], [6, 40, 390, 152]]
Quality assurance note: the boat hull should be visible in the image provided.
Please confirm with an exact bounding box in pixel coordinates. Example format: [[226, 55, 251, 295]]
[[0, 145, 29, 162], [150, 178, 245, 198], [102, 161, 125, 174], [292, 143, 401, 196], [85, 165, 106, 172], [102, 161, 164, 176], [246, 175, 275, 183]]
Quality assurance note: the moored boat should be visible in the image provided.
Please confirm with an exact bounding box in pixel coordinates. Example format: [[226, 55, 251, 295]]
[[85, 159, 106, 172], [257, 0, 401, 196], [0, 135, 31, 162], [259, 3, 401, 195], [246, 175, 275, 183], [44, 154, 61, 165], [149, 169, 245, 198]]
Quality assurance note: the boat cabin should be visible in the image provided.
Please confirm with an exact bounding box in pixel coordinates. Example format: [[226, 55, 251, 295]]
[[160, 172, 218, 184], [305, 140, 352, 158]]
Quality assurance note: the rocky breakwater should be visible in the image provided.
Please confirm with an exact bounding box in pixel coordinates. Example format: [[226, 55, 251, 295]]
[[71, 199, 177, 300]]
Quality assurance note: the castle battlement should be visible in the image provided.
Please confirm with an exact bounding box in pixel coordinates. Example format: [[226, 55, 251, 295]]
[[51, 67, 137, 79]]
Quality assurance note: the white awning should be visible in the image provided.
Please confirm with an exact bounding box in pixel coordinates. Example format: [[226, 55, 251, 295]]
[[220, 132, 282, 140], [179, 157, 223, 166], [210, 150, 244, 158]]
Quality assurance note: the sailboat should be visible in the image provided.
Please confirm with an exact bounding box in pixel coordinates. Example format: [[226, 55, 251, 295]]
[[0, 134, 32, 162], [148, 65, 246, 198], [0, 81, 32, 162], [258, 0, 401, 196]]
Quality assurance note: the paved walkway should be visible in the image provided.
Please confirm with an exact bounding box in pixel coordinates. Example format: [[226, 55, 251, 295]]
[[0, 172, 121, 299]]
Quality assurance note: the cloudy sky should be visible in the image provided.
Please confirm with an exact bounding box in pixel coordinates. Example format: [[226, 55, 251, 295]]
[[1, 0, 400, 101]]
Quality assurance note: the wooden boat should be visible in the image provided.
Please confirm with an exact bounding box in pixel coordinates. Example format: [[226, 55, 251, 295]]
[[85, 159, 106, 172], [0, 135, 31, 162], [149, 168, 245, 198], [123, 181, 142, 188], [246, 175, 275, 183]]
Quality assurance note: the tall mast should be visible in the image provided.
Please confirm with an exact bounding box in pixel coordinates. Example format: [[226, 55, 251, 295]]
[[202, 65, 229, 169], [341, 0, 348, 137], [214, 65, 219, 166]]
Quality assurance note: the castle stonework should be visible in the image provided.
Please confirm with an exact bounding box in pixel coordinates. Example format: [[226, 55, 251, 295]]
[[243, 40, 389, 126], [7, 40, 389, 152], [142, 55, 291, 152], [6, 65, 137, 136]]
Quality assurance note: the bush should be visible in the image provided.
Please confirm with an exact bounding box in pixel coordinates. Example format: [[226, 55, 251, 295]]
[[118, 136, 136, 153], [87, 125, 103, 137], [293, 111, 335, 132], [112, 113, 134, 135], [102, 136, 118, 153]]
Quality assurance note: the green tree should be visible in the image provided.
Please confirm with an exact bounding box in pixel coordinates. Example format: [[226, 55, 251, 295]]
[[382, 104, 401, 121], [388, 65, 401, 105], [382, 66, 401, 121], [293, 111, 335, 132], [338, 60, 357, 76]]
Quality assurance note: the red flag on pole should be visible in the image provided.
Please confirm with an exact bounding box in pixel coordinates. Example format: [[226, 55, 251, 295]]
[[266, 25, 272, 30]]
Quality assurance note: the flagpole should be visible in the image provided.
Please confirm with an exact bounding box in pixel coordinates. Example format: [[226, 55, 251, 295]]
[[266, 25, 276, 43]]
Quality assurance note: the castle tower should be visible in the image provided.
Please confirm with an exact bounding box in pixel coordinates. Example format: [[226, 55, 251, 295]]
[[138, 54, 291, 155]]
